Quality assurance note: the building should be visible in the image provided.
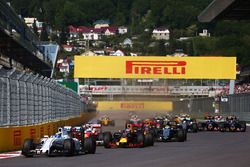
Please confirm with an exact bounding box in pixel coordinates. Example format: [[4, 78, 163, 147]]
[[152, 27, 170, 40], [111, 50, 125, 56], [24, 17, 43, 33], [62, 45, 73, 52], [103, 26, 118, 36], [122, 38, 133, 47], [199, 29, 210, 37], [80, 50, 97, 56], [93, 20, 110, 29], [118, 26, 128, 34]]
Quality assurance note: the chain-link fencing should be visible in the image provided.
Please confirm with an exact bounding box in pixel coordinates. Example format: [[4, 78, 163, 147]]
[[0, 67, 85, 126]]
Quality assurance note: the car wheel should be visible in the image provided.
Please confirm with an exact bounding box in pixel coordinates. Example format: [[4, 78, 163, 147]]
[[103, 132, 112, 148], [192, 123, 198, 133], [84, 137, 96, 154], [176, 129, 185, 142], [240, 122, 246, 132], [22, 139, 34, 157], [137, 133, 145, 147], [63, 139, 75, 156]]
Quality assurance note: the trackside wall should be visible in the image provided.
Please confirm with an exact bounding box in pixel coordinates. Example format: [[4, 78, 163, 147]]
[[0, 112, 95, 152]]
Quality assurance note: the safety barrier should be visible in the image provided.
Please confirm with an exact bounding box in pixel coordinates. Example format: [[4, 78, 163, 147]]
[[172, 93, 250, 121], [0, 68, 85, 126], [79, 85, 225, 96], [0, 112, 95, 152]]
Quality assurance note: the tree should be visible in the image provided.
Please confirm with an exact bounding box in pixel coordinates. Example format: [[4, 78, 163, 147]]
[[59, 27, 68, 45], [40, 23, 49, 41], [32, 19, 39, 37]]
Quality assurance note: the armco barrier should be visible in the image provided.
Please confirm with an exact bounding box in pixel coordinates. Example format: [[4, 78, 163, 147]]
[[0, 112, 95, 152], [97, 101, 173, 111]]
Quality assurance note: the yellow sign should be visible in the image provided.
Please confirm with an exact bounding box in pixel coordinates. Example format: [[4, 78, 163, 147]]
[[97, 101, 173, 111], [74, 56, 236, 79]]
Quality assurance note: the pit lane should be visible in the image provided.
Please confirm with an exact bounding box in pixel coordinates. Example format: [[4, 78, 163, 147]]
[[2, 110, 250, 167]]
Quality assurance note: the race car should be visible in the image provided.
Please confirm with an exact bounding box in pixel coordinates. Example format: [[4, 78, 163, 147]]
[[178, 114, 198, 133], [198, 115, 222, 131], [97, 115, 115, 126], [219, 116, 246, 132], [84, 123, 105, 145], [21, 126, 96, 157], [125, 117, 143, 130], [103, 127, 154, 148], [155, 121, 186, 142]]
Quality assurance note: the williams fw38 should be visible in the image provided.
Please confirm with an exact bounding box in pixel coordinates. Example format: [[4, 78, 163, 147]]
[[22, 126, 96, 157]]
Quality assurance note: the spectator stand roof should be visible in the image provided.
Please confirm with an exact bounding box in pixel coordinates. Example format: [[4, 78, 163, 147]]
[[198, 0, 250, 22]]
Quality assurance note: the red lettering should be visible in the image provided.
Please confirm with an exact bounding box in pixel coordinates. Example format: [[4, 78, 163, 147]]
[[40, 127, 44, 138], [164, 67, 172, 74], [30, 129, 36, 139], [126, 60, 187, 75], [13, 130, 21, 146], [141, 67, 151, 74], [135, 67, 139, 74], [181, 67, 185, 74], [120, 103, 144, 109], [173, 67, 180, 74], [153, 67, 161, 74]]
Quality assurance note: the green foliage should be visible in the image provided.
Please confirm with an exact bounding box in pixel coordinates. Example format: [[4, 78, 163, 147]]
[[40, 23, 49, 41], [8, 0, 250, 66]]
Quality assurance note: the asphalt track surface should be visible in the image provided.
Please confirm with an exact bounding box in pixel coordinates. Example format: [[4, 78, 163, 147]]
[[2, 110, 250, 167]]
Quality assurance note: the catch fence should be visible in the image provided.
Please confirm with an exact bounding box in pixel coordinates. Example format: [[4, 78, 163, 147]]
[[173, 93, 250, 121], [0, 67, 85, 126]]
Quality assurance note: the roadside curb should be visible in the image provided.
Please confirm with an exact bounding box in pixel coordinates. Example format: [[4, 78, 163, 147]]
[[0, 151, 21, 159]]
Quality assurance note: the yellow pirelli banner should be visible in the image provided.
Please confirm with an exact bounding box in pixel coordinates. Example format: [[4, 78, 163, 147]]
[[74, 56, 236, 79], [97, 101, 173, 111]]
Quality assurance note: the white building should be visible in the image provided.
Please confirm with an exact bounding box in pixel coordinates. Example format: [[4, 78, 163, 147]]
[[199, 29, 210, 37], [118, 26, 128, 34], [152, 28, 170, 40], [82, 30, 100, 40], [111, 50, 125, 56], [93, 20, 110, 29], [123, 38, 133, 47], [24, 17, 43, 33]]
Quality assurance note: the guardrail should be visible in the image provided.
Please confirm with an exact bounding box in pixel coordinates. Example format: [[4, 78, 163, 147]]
[[0, 67, 85, 127]]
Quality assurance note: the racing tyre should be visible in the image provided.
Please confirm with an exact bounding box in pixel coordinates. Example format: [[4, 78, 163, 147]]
[[176, 129, 185, 142], [240, 122, 246, 132], [184, 130, 187, 141], [219, 124, 225, 132], [103, 132, 112, 148], [22, 139, 34, 157], [145, 133, 154, 146], [192, 123, 198, 133], [197, 122, 204, 131], [137, 133, 145, 147], [84, 137, 96, 154], [98, 133, 104, 141], [63, 139, 75, 156]]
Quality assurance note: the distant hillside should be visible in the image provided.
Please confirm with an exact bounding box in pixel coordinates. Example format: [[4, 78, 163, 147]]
[[8, 0, 250, 66]]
